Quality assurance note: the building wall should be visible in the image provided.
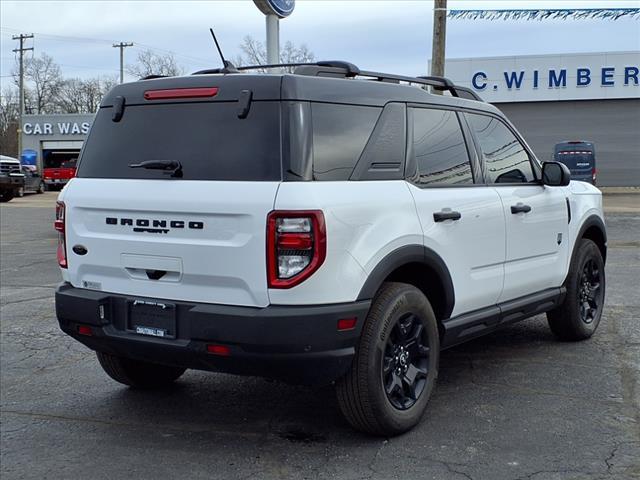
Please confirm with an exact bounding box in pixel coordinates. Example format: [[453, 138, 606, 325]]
[[496, 99, 640, 187], [21, 113, 94, 170]]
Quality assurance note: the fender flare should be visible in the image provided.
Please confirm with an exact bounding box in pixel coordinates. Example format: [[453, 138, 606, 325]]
[[356, 244, 455, 320], [573, 214, 607, 264]]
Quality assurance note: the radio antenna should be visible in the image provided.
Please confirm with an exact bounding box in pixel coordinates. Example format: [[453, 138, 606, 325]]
[[209, 28, 237, 72]]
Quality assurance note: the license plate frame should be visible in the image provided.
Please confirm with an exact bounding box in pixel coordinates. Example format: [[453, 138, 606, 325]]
[[127, 300, 176, 339]]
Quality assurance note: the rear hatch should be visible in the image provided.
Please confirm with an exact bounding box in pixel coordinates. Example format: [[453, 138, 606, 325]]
[[61, 75, 283, 307]]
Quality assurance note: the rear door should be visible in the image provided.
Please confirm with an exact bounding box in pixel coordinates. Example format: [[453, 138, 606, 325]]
[[406, 106, 505, 317], [61, 92, 282, 308], [466, 113, 569, 302]]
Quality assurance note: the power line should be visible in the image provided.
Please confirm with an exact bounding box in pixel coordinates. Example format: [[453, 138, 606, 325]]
[[1, 26, 214, 67]]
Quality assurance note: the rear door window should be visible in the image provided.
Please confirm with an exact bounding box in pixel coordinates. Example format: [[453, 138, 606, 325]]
[[409, 107, 473, 185], [466, 113, 536, 184], [77, 101, 282, 181]]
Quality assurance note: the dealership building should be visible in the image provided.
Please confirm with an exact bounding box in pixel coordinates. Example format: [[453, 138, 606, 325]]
[[19, 51, 639, 186], [443, 51, 640, 186]]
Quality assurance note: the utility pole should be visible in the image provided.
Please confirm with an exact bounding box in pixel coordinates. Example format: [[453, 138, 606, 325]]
[[112, 42, 133, 84], [430, 0, 447, 93], [12, 33, 34, 157]]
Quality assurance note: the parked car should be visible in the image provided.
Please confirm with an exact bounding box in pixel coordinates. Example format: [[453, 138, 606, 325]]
[[16, 165, 46, 196], [0, 155, 25, 202], [554, 140, 597, 185], [54, 61, 607, 436], [44, 158, 77, 191]]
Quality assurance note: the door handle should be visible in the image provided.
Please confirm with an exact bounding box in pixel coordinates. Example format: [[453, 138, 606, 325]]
[[511, 203, 532, 214], [433, 210, 462, 222]]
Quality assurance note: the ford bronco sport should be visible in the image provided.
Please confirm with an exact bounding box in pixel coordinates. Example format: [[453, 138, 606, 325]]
[[55, 61, 607, 436]]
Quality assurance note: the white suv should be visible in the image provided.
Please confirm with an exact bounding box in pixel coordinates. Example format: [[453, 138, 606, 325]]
[[55, 62, 607, 436]]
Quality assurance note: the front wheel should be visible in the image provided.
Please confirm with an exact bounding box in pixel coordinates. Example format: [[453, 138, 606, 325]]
[[0, 191, 15, 202], [547, 239, 605, 341], [96, 351, 186, 388], [336, 282, 440, 436]]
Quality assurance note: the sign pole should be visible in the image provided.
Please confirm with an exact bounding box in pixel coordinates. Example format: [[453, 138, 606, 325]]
[[265, 14, 280, 70], [253, 0, 295, 72]]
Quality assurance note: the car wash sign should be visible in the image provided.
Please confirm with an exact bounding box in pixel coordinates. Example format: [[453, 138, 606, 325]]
[[23, 120, 91, 136], [443, 51, 639, 103]]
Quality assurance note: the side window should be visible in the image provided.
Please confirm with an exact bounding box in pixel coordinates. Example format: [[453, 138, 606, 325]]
[[311, 103, 381, 181], [410, 108, 473, 185], [466, 113, 535, 184]]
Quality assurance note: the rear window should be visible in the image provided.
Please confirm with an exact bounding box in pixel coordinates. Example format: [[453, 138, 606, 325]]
[[77, 101, 281, 181]]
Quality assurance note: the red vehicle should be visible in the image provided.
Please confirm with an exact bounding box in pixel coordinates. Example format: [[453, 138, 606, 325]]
[[43, 153, 77, 190]]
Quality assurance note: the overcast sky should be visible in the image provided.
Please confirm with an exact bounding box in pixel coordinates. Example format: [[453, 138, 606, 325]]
[[1, 0, 639, 90]]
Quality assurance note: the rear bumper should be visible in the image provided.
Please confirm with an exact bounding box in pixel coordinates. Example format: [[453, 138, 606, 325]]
[[55, 283, 370, 385], [44, 178, 70, 185]]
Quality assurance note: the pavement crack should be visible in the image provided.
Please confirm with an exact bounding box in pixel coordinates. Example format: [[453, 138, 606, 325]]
[[1, 294, 53, 306]]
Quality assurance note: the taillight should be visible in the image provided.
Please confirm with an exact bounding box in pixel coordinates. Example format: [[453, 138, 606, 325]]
[[592, 167, 597, 185], [267, 210, 326, 288], [55, 201, 67, 268]]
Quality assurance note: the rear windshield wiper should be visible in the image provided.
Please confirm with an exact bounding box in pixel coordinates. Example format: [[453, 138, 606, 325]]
[[129, 160, 183, 178]]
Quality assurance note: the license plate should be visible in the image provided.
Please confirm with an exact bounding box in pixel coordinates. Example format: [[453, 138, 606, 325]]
[[135, 326, 167, 337], [129, 300, 176, 338]]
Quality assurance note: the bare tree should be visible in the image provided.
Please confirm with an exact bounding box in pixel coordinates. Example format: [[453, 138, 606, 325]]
[[127, 50, 184, 79], [236, 36, 315, 72], [56, 76, 117, 114], [15, 52, 63, 114], [0, 87, 20, 156]]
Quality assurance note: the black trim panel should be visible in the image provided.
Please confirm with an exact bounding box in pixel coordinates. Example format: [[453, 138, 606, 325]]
[[574, 214, 607, 263], [356, 245, 455, 320], [441, 287, 566, 348], [56, 283, 371, 385]]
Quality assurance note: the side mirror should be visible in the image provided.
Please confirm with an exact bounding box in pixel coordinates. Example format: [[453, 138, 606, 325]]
[[542, 161, 571, 187]]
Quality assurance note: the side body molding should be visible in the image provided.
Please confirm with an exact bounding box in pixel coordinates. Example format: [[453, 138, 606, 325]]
[[356, 245, 455, 320]]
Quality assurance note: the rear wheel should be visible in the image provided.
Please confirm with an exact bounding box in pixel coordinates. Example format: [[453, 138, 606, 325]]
[[96, 351, 186, 388], [547, 239, 605, 341], [16, 186, 24, 197], [37, 182, 45, 194], [336, 282, 439, 436]]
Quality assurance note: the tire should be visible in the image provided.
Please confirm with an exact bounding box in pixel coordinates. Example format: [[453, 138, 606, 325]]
[[96, 351, 186, 388], [17, 186, 24, 197], [37, 182, 45, 194], [336, 282, 440, 436], [547, 239, 605, 341], [0, 191, 15, 202]]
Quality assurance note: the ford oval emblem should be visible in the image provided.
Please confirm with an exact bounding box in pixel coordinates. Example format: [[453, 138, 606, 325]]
[[253, 0, 295, 18]]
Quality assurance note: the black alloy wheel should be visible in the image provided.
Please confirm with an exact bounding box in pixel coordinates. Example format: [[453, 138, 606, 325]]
[[578, 258, 602, 324], [383, 312, 430, 410]]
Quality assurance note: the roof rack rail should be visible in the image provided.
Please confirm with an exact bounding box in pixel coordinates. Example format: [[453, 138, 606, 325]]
[[190, 59, 483, 102], [292, 62, 483, 101]]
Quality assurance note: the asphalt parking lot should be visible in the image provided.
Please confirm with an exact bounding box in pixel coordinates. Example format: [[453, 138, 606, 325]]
[[1, 192, 638, 480]]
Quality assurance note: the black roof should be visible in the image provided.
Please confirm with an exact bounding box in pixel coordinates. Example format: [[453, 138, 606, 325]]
[[100, 62, 501, 117]]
